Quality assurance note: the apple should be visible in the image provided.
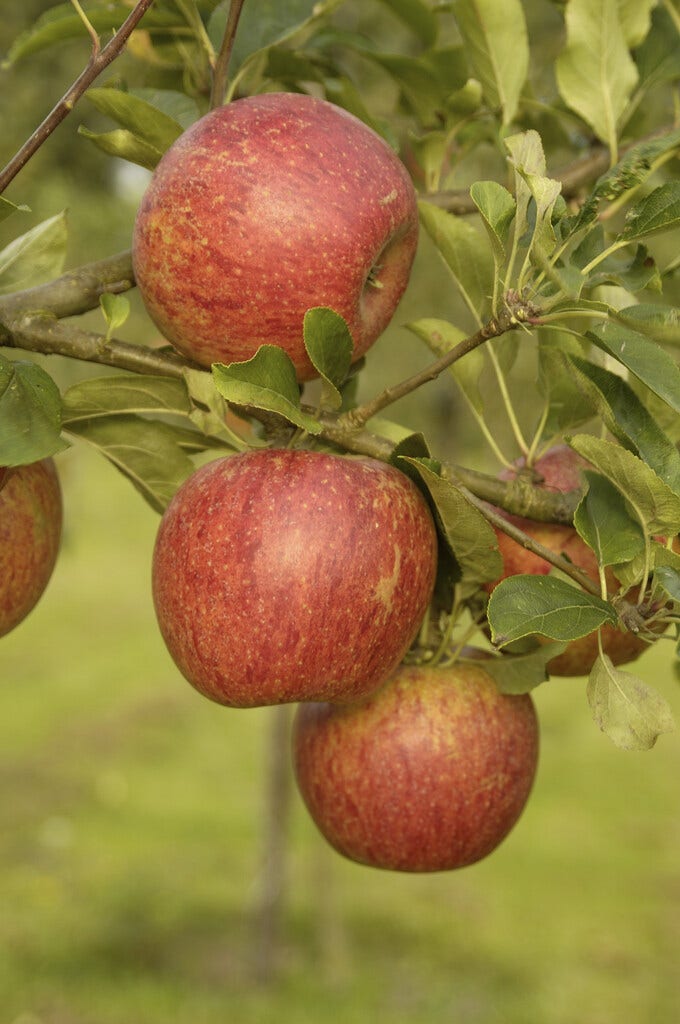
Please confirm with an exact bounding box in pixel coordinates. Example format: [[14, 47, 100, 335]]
[[292, 662, 539, 872], [132, 92, 419, 381], [152, 448, 438, 707], [486, 445, 653, 676], [0, 458, 63, 638]]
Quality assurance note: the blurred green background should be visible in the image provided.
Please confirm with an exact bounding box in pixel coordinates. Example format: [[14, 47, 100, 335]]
[[2, 3, 680, 1023]]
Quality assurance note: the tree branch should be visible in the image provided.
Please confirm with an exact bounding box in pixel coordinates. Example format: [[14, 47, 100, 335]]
[[0, 250, 135, 322], [0, 0, 156, 194]]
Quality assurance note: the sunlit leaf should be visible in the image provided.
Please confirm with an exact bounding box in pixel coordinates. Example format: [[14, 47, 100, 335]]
[[587, 320, 680, 414], [303, 307, 354, 411], [617, 182, 680, 242], [556, 0, 638, 148], [452, 0, 529, 125]]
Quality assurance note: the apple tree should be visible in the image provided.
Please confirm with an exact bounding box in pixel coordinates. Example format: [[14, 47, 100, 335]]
[[2, 0, 680, 884]]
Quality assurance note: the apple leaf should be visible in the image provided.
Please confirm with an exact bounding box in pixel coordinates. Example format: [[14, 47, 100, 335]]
[[0, 196, 29, 225], [617, 0, 657, 47], [654, 563, 680, 604], [488, 575, 617, 647], [0, 212, 67, 294], [128, 88, 200, 130], [574, 472, 646, 567], [567, 356, 680, 492], [182, 369, 256, 451], [64, 414, 197, 513], [612, 304, 680, 346], [379, 0, 439, 47], [451, 0, 529, 125], [569, 128, 680, 233], [303, 307, 354, 410], [212, 346, 322, 435], [418, 201, 494, 322], [400, 457, 502, 583], [0, 355, 68, 466], [2, 3, 183, 65], [61, 375, 193, 422], [100, 294, 131, 341], [474, 644, 567, 694], [587, 654, 675, 750], [536, 336, 595, 438], [84, 88, 185, 156], [503, 131, 547, 253], [586, 320, 680, 415], [555, 0, 638, 149], [617, 182, 680, 242], [568, 434, 680, 534], [469, 181, 516, 265], [77, 127, 165, 171]]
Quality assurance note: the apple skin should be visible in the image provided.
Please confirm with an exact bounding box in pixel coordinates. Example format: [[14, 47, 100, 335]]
[[487, 445, 651, 676], [0, 459, 63, 638], [132, 92, 419, 381], [292, 663, 539, 872], [152, 449, 438, 708]]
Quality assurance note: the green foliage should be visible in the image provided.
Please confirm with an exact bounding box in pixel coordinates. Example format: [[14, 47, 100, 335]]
[[0, 354, 67, 465]]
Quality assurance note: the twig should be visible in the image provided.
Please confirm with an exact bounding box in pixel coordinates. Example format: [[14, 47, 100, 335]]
[[209, 0, 247, 109], [339, 299, 533, 430], [0, 0, 156, 194]]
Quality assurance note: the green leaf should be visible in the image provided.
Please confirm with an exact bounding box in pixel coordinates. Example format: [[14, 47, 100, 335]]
[[451, 0, 529, 125], [61, 375, 193, 423], [570, 128, 680, 233], [3, 4, 183, 66], [378, 0, 439, 46], [613, 304, 680, 345], [476, 645, 566, 694], [588, 245, 662, 294], [536, 335, 595, 438], [587, 654, 675, 750], [586, 320, 680, 415], [303, 307, 354, 411], [655, 563, 680, 604], [182, 369, 255, 451], [212, 346, 322, 435], [0, 212, 67, 293], [617, 0, 657, 47], [567, 355, 680, 491], [418, 200, 494, 322], [0, 196, 30, 225], [100, 294, 130, 341], [555, 0, 638, 148], [0, 355, 67, 466], [469, 181, 516, 265], [574, 471, 646, 567], [367, 53, 447, 125], [64, 414, 196, 514], [568, 434, 680, 534], [77, 126, 165, 171], [488, 574, 618, 647], [617, 182, 680, 242], [503, 131, 546, 250], [84, 88, 185, 154], [400, 457, 503, 583], [130, 88, 200, 130]]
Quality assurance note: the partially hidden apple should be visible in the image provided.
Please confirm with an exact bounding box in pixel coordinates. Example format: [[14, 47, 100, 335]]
[[152, 449, 438, 707], [0, 459, 63, 639], [292, 662, 539, 872], [486, 445, 654, 676], [132, 92, 419, 381]]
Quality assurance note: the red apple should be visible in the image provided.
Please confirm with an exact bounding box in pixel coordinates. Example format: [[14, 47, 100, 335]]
[[152, 449, 438, 707], [486, 445, 653, 676], [292, 662, 539, 872], [132, 92, 419, 380], [0, 459, 63, 638]]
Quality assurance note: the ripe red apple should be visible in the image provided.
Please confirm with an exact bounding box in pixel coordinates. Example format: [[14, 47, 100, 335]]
[[132, 92, 419, 380], [486, 445, 652, 676], [0, 459, 63, 638], [152, 449, 438, 707], [292, 662, 539, 872]]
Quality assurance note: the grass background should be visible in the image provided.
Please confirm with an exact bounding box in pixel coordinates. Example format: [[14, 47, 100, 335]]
[[2, 445, 680, 1024]]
